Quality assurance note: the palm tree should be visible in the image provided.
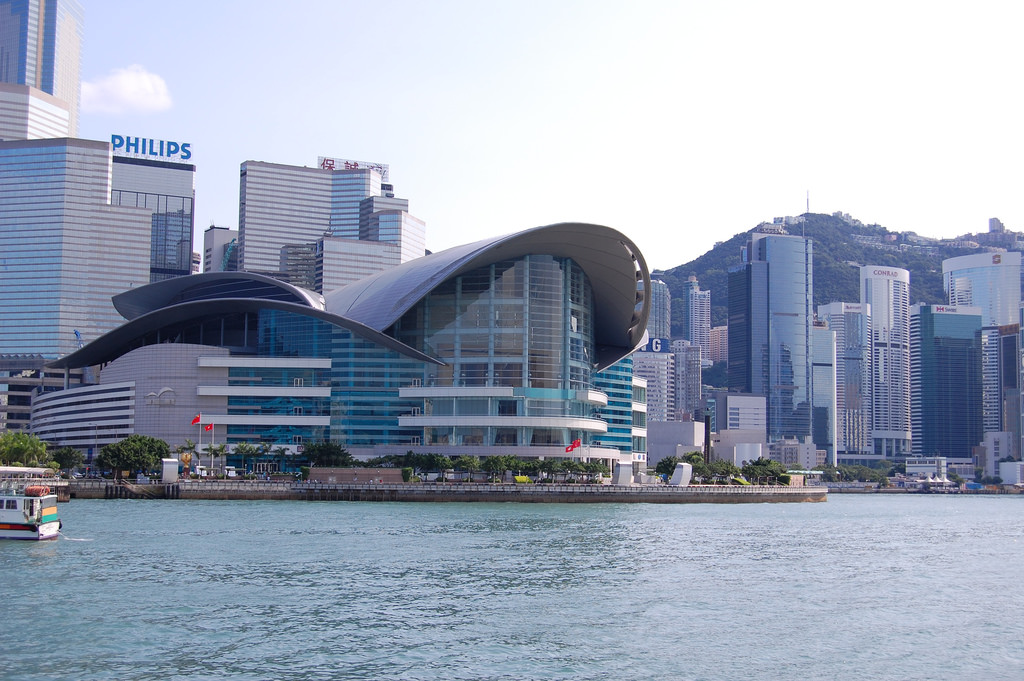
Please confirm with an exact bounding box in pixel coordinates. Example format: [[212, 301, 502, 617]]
[[233, 442, 259, 475], [205, 443, 228, 476], [272, 445, 290, 473]]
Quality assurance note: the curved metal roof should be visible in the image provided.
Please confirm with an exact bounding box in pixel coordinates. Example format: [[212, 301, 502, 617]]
[[325, 223, 650, 368], [48, 298, 442, 369], [113, 271, 324, 321], [51, 224, 649, 372]]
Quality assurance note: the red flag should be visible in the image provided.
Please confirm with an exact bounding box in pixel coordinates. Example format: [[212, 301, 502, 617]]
[[573, 439, 581, 448], [204, 423, 213, 431], [191, 414, 201, 425], [565, 445, 573, 453]]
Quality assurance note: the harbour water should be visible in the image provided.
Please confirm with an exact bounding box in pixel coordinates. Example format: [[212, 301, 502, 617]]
[[3, 495, 1023, 680]]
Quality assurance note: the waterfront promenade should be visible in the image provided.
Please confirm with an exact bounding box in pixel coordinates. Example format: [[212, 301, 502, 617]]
[[68, 479, 827, 503]]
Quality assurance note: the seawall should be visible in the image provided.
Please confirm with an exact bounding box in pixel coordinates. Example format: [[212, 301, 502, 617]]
[[69, 480, 827, 503]]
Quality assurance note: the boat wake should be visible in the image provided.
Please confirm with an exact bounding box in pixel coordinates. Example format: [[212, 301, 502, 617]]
[[58, 531, 92, 542]]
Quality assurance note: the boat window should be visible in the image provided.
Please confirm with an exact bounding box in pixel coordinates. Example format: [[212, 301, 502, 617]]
[[5, 500, 16, 509]]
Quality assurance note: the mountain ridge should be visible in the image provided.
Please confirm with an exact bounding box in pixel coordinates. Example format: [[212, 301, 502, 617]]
[[654, 212, 1014, 334]]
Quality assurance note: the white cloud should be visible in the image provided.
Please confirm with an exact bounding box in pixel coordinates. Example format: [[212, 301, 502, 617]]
[[81, 65, 172, 114]]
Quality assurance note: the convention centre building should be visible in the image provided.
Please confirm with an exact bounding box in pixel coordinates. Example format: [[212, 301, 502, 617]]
[[32, 223, 650, 470]]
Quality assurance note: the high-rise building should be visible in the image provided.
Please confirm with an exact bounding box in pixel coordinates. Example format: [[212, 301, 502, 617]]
[[728, 232, 813, 442], [646, 279, 671, 340], [633, 338, 673, 422], [110, 149, 196, 283], [0, 138, 152, 431], [0, 138, 152, 357], [0, 0, 83, 135], [203, 225, 238, 272], [910, 304, 983, 462], [708, 325, 728, 364], [670, 339, 702, 420], [817, 302, 872, 463], [680, 275, 711, 361], [811, 319, 836, 465], [943, 252, 1022, 445], [0, 81, 69, 140], [861, 266, 912, 460], [238, 158, 425, 292]]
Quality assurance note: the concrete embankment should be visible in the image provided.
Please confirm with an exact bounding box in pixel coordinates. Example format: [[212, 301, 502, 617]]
[[69, 480, 826, 503]]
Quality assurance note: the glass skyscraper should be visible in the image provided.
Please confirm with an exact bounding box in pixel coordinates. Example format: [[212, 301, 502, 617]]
[[910, 304, 983, 461], [0, 0, 83, 135], [943, 252, 1023, 441], [111, 156, 196, 282], [728, 232, 813, 442], [0, 138, 151, 433], [0, 138, 152, 358]]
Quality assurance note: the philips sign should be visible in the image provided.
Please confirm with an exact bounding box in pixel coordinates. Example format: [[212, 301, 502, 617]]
[[111, 135, 192, 161]]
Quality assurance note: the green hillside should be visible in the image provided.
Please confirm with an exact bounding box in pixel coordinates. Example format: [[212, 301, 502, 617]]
[[656, 213, 981, 334]]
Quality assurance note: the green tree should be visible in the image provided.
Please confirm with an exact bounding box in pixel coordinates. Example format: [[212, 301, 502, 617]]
[[655, 455, 681, 478], [232, 442, 259, 474], [205, 443, 228, 475], [303, 441, 354, 467], [684, 452, 711, 482], [583, 461, 609, 482], [708, 458, 741, 483], [453, 455, 479, 481], [0, 431, 49, 466], [482, 455, 517, 482], [96, 435, 168, 479], [51, 446, 85, 472], [539, 458, 561, 481], [563, 459, 584, 482], [741, 457, 790, 485], [425, 453, 453, 480]]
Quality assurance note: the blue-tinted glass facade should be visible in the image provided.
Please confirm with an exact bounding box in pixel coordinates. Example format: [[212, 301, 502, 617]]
[[729, 234, 812, 441], [393, 255, 600, 450], [911, 306, 983, 460], [0, 0, 83, 134], [329, 331, 423, 448], [594, 357, 634, 456]]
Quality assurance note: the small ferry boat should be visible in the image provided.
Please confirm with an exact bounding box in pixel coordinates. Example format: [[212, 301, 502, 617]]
[[0, 466, 61, 540]]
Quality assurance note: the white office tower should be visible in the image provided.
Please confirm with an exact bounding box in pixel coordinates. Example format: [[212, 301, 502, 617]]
[[681, 276, 711, 364], [203, 225, 238, 272], [646, 279, 671, 340], [818, 302, 872, 463], [860, 266, 911, 460], [0, 139, 152, 357], [633, 342, 673, 423], [671, 339, 702, 420], [943, 251, 1023, 443], [0, 82, 70, 140], [238, 158, 426, 292]]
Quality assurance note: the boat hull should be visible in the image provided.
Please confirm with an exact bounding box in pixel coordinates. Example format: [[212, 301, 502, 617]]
[[0, 520, 59, 540]]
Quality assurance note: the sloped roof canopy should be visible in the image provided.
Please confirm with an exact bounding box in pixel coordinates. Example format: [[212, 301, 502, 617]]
[[49, 294, 440, 370], [112, 271, 324, 321], [49, 224, 649, 372], [325, 223, 650, 370]]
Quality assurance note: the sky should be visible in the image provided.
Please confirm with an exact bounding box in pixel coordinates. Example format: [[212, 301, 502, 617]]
[[77, 0, 1024, 272]]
